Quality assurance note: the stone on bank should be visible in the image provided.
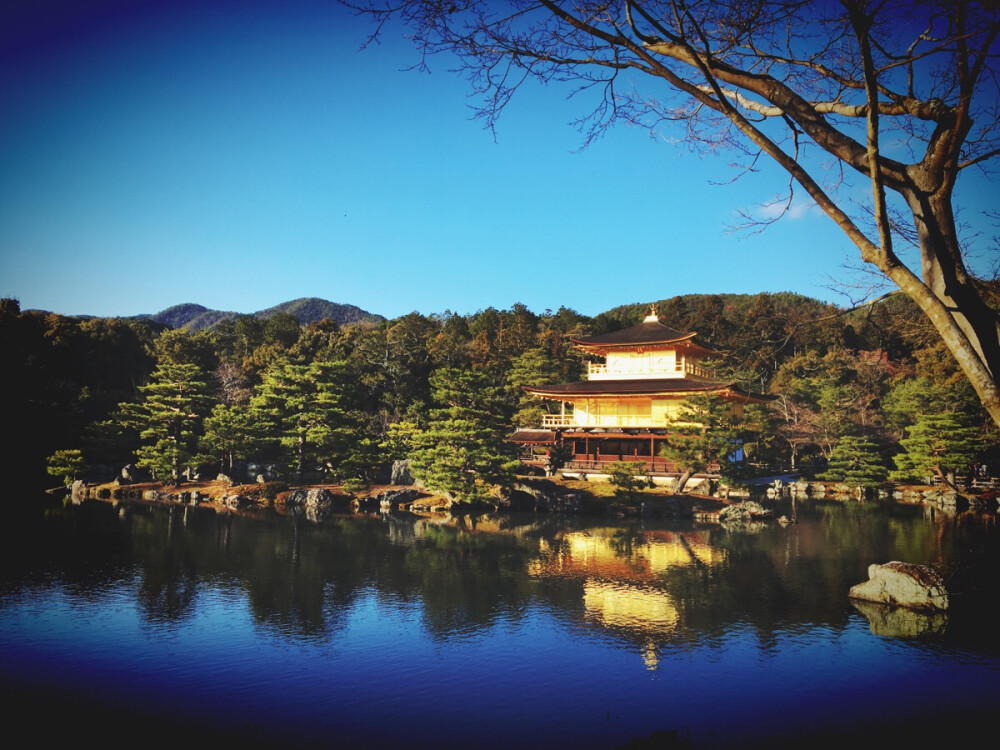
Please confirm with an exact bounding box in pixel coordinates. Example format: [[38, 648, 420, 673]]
[[849, 561, 949, 612]]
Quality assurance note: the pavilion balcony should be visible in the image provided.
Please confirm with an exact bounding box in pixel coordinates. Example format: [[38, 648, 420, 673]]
[[541, 414, 663, 428], [586, 361, 713, 380]]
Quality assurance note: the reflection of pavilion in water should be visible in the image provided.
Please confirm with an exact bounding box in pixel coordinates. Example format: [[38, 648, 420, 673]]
[[528, 528, 726, 669]]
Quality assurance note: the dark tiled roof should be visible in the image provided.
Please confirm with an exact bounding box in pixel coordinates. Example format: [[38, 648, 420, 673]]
[[509, 429, 558, 444], [572, 318, 717, 350], [525, 378, 774, 401]]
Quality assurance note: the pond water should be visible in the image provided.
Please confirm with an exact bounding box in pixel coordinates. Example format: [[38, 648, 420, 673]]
[[2, 493, 999, 749]]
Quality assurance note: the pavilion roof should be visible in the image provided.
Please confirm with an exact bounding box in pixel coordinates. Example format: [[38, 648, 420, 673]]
[[571, 316, 718, 352], [524, 378, 773, 402]]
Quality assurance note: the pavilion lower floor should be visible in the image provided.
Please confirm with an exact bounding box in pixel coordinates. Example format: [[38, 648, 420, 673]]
[[510, 429, 720, 476]]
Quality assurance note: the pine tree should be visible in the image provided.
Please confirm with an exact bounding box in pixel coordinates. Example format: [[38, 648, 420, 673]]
[[124, 362, 214, 484], [409, 368, 517, 503], [250, 360, 359, 482], [200, 403, 258, 479], [659, 395, 746, 492], [607, 460, 646, 499], [46, 449, 86, 486], [506, 347, 564, 428], [890, 413, 984, 489], [818, 435, 888, 489]]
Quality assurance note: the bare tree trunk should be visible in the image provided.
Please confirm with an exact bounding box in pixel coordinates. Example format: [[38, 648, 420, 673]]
[[675, 469, 692, 494], [295, 432, 305, 484], [933, 462, 959, 492], [879, 191, 1000, 426]]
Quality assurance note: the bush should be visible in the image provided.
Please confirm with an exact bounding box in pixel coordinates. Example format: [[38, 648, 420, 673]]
[[607, 461, 647, 497], [817, 436, 888, 488], [46, 449, 86, 486]]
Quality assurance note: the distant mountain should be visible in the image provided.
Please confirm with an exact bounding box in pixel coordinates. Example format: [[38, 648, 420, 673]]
[[141, 298, 384, 331], [148, 303, 238, 331], [253, 298, 384, 327]]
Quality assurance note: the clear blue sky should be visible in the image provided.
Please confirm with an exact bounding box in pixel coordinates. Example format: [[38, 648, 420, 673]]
[[2, 1, 995, 320]]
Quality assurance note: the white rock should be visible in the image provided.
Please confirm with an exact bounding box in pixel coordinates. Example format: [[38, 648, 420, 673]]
[[849, 561, 949, 612]]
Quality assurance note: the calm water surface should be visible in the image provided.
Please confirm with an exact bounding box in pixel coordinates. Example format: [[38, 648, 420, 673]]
[[2, 493, 999, 748]]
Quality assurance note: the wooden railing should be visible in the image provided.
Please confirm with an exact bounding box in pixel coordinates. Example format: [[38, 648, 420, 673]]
[[540, 414, 706, 429], [586, 360, 714, 379], [542, 414, 659, 428], [684, 361, 713, 378]]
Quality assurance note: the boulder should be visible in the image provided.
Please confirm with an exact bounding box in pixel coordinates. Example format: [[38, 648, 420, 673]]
[[719, 501, 774, 524], [790, 481, 811, 498], [391, 459, 414, 486], [284, 488, 349, 511], [499, 486, 542, 511], [685, 477, 708, 493], [503, 480, 581, 512], [71, 480, 88, 501], [849, 561, 949, 612], [180, 491, 203, 506], [378, 488, 421, 511], [353, 488, 421, 512], [936, 491, 970, 511]]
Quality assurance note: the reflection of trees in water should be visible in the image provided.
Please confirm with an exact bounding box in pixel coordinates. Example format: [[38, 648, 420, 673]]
[[11, 496, 1000, 654], [607, 529, 648, 572], [401, 522, 537, 639], [133, 507, 200, 624], [1, 495, 134, 600]]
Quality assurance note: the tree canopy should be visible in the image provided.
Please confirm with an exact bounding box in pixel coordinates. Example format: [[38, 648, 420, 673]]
[[6, 292, 996, 490], [349, 0, 1000, 427], [409, 368, 518, 502]]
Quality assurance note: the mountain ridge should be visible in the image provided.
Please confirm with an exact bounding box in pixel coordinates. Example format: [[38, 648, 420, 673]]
[[139, 297, 385, 331]]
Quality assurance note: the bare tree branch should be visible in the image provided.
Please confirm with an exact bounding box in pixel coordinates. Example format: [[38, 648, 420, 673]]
[[344, 0, 1000, 427]]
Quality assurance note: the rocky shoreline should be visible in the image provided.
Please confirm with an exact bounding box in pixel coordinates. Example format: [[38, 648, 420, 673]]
[[67, 472, 998, 524]]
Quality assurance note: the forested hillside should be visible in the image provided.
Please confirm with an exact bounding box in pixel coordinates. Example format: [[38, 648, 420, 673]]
[[135, 297, 384, 331], [5, 291, 996, 493]]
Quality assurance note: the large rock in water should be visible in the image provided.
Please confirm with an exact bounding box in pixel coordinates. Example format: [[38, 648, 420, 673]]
[[718, 501, 774, 523], [501, 480, 581, 512], [285, 488, 336, 510], [849, 561, 949, 612]]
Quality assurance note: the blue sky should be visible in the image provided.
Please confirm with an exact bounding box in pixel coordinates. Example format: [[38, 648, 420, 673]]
[[2, 1, 996, 320]]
